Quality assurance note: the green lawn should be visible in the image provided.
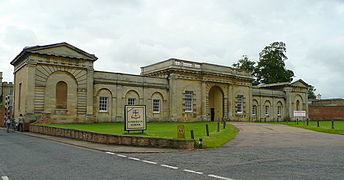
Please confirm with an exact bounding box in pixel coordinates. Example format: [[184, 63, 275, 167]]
[[269, 120, 344, 134], [42, 122, 237, 148]]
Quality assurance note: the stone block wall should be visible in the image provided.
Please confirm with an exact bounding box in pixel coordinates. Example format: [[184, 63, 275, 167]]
[[29, 124, 195, 149]]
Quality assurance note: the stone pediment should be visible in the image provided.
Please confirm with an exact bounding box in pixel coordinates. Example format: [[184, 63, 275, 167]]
[[11, 42, 97, 65], [290, 79, 309, 88]]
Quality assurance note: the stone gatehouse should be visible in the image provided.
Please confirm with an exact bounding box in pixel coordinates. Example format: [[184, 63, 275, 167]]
[[10, 42, 309, 123]]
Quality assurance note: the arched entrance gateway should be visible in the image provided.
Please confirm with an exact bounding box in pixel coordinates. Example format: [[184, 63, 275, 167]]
[[208, 86, 224, 121]]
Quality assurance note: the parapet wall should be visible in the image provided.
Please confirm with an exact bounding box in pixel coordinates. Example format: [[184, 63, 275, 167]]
[[29, 124, 195, 149]]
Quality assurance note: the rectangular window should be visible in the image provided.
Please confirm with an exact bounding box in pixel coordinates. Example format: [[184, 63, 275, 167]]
[[252, 105, 257, 116], [128, 98, 136, 105], [277, 106, 281, 116], [236, 95, 244, 114], [99, 97, 108, 112], [153, 99, 160, 113], [184, 91, 193, 112], [265, 105, 270, 115]]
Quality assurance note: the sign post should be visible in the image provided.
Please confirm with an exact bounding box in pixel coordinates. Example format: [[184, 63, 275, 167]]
[[293, 111, 306, 123], [124, 105, 146, 133], [177, 125, 185, 139], [293, 111, 306, 117]]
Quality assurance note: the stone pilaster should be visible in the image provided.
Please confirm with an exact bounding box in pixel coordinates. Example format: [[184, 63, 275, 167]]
[[284, 87, 293, 120], [201, 81, 207, 121], [86, 67, 94, 120], [168, 74, 176, 121], [26, 63, 36, 114]]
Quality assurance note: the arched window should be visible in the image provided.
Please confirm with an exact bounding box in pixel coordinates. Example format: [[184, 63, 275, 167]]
[[56, 81, 67, 109], [296, 100, 300, 111]]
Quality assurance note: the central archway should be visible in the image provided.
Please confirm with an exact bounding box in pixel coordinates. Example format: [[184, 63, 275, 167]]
[[208, 86, 224, 121]]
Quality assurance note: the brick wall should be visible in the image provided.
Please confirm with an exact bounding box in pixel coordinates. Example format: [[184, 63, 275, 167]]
[[0, 107, 4, 126], [29, 125, 195, 149], [309, 105, 344, 120]]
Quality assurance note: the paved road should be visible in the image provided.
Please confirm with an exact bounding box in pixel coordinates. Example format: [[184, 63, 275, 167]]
[[132, 123, 344, 180], [1, 123, 344, 180], [0, 129, 211, 180]]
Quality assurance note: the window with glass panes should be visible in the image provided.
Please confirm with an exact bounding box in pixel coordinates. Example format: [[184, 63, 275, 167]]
[[128, 98, 136, 105], [99, 97, 108, 112], [277, 106, 281, 116], [252, 105, 257, 115], [265, 105, 270, 115], [236, 95, 244, 114], [184, 91, 193, 112], [153, 99, 160, 113]]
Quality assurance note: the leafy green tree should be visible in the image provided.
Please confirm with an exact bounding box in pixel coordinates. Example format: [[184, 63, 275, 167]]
[[232, 55, 259, 85], [255, 42, 294, 84], [232, 55, 256, 73], [308, 85, 317, 99]]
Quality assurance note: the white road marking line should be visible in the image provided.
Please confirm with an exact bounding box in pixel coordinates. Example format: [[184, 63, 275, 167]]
[[208, 174, 234, 180], [161, 164, 178, 169], [116, 154, 127, 158], [141, 160, 158, 165], [2, 176, 9, 180], [128, 157, 140, 161], [183, 169, 203, 175], [105, 152, 114, 155]]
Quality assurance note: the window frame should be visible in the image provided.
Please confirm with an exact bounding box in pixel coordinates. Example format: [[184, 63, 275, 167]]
[[277, 106, 282, 116], [265, 105, 270, 116], [127, 98, 136, 105], [184, 91, 193, 112], [236, 95, 244, 114], [152, 99, 161, 114], [252, 105, 257, 116], [99, 96, 108, 112]]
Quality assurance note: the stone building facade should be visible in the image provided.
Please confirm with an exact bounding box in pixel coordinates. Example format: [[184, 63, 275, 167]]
[[10, 42, 309, 123]]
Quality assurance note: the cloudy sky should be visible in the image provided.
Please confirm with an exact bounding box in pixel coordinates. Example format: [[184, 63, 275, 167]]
[[1, 0, 343, 98]]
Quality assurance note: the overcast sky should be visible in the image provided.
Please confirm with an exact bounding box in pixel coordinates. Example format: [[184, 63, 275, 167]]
[[1, 0, 343, 98]]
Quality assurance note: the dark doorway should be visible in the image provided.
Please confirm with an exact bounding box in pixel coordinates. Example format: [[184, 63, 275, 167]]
[[211, 108, 215, 121], [208, 86, 224, 121]]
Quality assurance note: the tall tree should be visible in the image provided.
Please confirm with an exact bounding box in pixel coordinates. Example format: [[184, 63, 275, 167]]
[[255, 42, 294, 84], [308, 85, 317, 99], [232, 55, 258, 85], [232, 55, 256, 73]]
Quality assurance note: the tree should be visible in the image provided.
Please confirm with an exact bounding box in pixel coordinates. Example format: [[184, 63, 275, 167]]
[[308, 85, 317, 99], [232, 55, 259, 85], [255, 42, 294, 84], [232, 55, 256, 73]]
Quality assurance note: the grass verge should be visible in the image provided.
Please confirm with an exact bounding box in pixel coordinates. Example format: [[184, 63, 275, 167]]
[[267, 120, 344, 134], [42, 122, 238, 148]]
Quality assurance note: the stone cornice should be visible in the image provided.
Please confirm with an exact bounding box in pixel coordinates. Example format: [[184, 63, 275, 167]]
[[94, 79, 169, 89], [144, 68, 253, 82]]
